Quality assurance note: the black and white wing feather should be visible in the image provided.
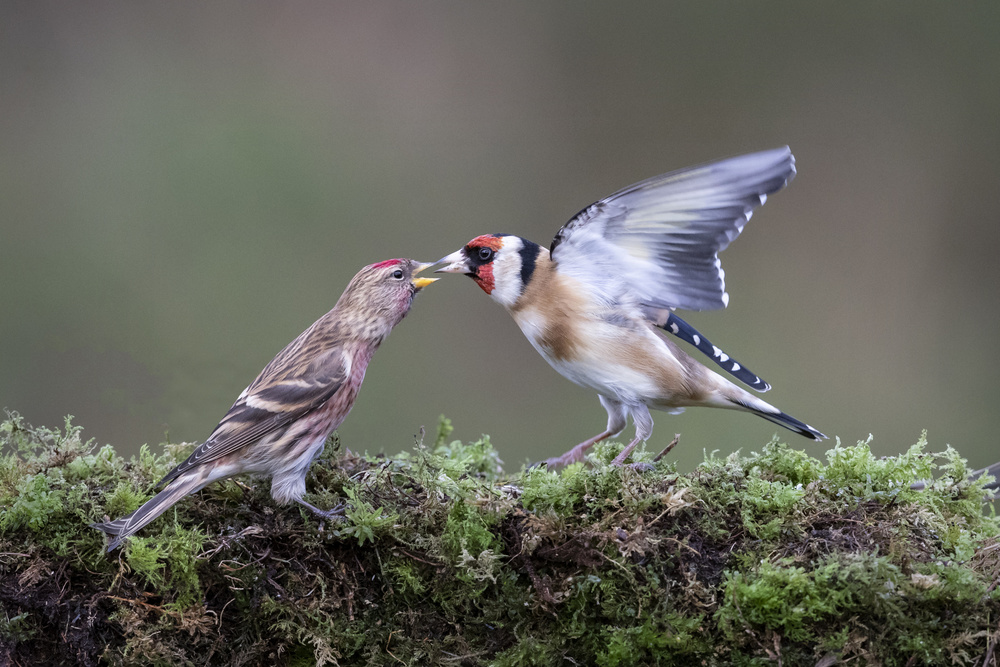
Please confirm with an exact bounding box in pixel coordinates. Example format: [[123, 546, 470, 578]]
[[550, 147, 795, 312]]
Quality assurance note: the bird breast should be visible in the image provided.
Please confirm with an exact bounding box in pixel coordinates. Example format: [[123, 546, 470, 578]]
[[513, 300, 682, 405]]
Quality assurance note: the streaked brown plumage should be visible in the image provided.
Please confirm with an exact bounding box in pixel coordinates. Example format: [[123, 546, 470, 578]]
[[91, 259, 436, 551]]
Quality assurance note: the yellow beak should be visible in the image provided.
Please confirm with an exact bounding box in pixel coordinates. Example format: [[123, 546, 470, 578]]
[[411, 262, 439, 290]]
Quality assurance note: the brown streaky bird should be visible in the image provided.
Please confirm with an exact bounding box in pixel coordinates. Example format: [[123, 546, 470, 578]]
[[91, 259, 436, 551]]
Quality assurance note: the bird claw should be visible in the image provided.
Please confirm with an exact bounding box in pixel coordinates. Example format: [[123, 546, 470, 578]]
[[530, 441, 593, 469], [316, 503, 347, 521], [297, 499, 347, 521]]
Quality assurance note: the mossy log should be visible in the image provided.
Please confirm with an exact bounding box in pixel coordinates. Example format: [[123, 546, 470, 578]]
[[1, 413, 999, 666]]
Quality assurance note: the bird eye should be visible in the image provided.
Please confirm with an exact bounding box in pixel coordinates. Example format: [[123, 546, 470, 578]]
[[478, 247, 493, 261], [392, 269, 404, 280]]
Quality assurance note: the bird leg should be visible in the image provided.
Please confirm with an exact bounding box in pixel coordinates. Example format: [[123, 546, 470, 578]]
[[537, 395, 629, 468], [538, 429, 614, 468], [296, 497, 346, 520], [610, 404, 654, 466], [610, 435, 645, 466]]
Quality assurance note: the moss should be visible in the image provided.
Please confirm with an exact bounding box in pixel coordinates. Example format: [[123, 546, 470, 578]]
[[1, 412, 999, 665], [339, 487, 398, 547]]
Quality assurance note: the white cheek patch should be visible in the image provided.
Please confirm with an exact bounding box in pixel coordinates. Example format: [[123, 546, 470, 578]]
[[490, 239, 524, 308]]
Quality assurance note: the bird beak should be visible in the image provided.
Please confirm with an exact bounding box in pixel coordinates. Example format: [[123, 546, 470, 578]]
[[434, 249, 469, 274], [411, 262, 439, 291]]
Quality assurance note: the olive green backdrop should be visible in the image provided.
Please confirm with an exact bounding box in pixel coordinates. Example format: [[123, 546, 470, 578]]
[[3, 3, 998, 471]]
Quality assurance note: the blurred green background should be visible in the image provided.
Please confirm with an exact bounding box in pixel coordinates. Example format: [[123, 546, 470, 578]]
[[3, 3, 999, 472]]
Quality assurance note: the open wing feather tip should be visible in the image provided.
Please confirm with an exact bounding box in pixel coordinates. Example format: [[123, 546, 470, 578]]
[[550, 147, 795, 313]]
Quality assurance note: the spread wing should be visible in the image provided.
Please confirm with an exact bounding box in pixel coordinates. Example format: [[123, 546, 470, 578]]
[[549, 147, 796, 312], [157, 330, 348, 487]]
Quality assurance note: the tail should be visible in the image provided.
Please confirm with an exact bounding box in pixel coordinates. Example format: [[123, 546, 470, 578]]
[[90, 472, 206, 552], [726, 392, 827, 441], [658, 313, 771, 392], [747, 405, 827, 441]]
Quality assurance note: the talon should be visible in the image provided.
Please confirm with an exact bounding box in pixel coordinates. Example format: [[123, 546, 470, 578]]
[[534, 442, 593, 469], [296, 498, 347, 521]]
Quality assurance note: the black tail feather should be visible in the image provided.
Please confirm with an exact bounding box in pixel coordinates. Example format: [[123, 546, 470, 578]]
[[750, 406, 827, 441], [661, 313, 771, 392], [729, 396, 827, 441]]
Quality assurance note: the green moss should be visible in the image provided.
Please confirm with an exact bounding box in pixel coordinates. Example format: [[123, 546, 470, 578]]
[[719, 555, 887, 643], [739, 477, 806, 539], [0, 611, 34, 645], [440, 500, 502, 585], [597, 613, 707, 666], [2, 413, 999, 665], [3, 473, 64, 533], [339, 487, 398, 547], [519, 463, 586, 514]]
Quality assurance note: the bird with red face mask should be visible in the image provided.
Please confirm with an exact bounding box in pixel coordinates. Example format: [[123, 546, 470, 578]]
[[91, 259, 437, 552], [436, 147, 825, 467]]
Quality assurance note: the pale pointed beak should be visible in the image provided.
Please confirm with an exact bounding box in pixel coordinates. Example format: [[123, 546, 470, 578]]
[[434, 249, 470, 274], [411, 261, 439, 290]]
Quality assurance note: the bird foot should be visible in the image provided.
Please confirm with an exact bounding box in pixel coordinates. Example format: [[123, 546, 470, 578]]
[[532, 441, 594, 469], [297, 499, 347, 521], [610, 437, 644, 466]]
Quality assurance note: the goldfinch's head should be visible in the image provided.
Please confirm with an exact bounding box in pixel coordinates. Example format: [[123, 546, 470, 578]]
[[436, 234, 543, 309]]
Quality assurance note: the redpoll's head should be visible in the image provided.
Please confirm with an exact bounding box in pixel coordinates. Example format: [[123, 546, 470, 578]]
[[335, 259, 437, 342], [435, 234, 543, 309]]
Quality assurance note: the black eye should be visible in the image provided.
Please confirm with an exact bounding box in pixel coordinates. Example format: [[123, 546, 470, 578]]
[[478, 247, 493, 261], [392, 269, 404, 280]]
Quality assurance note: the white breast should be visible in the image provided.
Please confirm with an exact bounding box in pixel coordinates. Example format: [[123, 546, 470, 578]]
[[514, 306, 671, 406]]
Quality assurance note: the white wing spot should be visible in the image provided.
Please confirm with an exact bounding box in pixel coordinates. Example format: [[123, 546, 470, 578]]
[[732, 362, 741, 372], [760, 193, 767, 205], [692, 334, 700, 346], [669, 323, 679, 334]]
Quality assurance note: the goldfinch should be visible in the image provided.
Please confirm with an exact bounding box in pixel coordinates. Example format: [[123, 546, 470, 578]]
[[436, 147, 825, 466], [91, 259, 437, 551]]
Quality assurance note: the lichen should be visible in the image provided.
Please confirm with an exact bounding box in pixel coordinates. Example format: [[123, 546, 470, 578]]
[[1, 411, 998, 666]]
